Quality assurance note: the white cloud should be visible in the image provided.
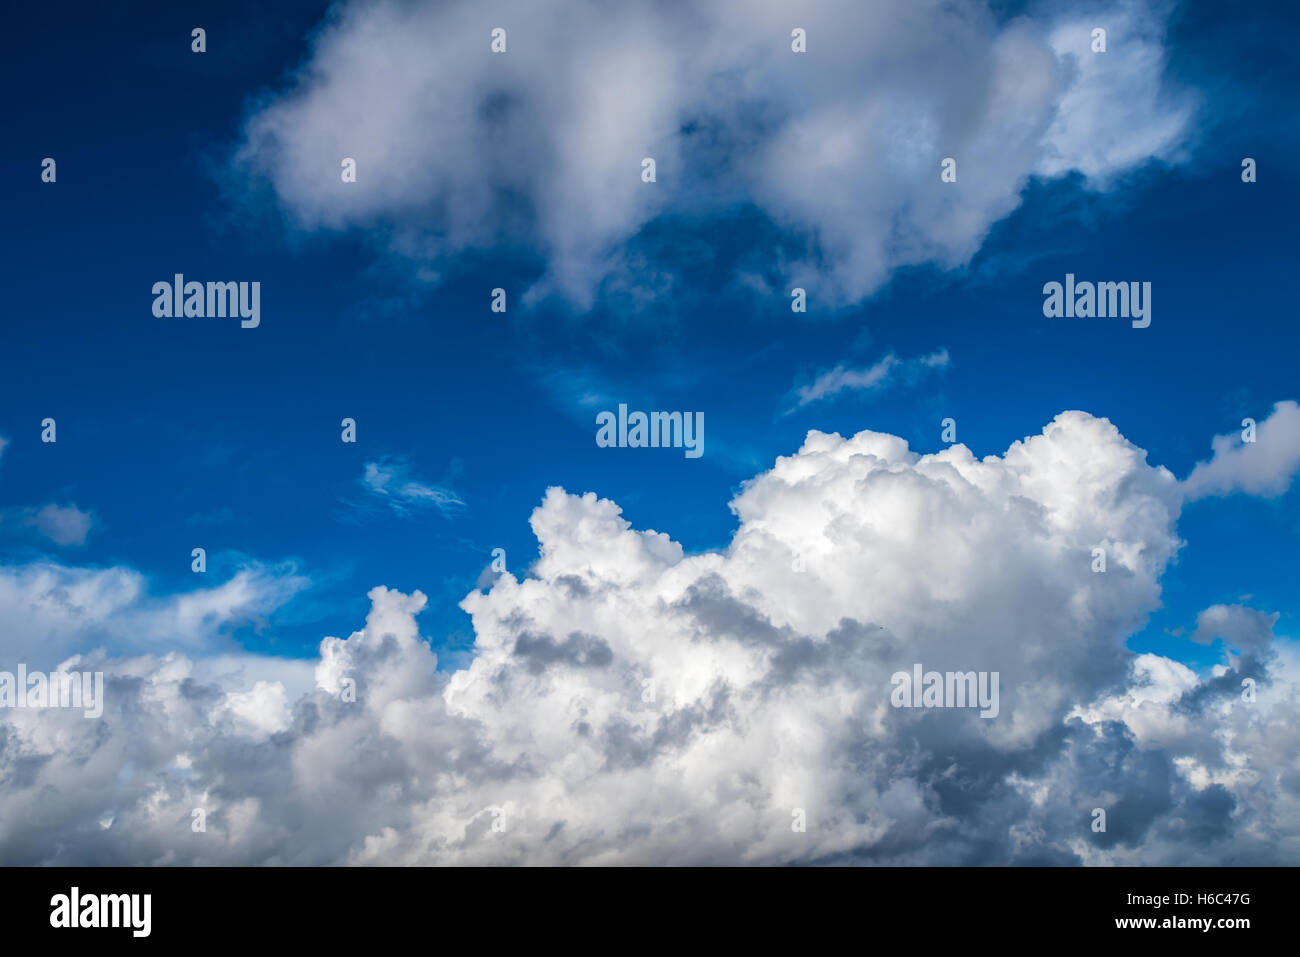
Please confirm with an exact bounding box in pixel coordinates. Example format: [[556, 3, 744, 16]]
[[787, 349, 950, 411], [22, 503, 94, 547], [213, 680, 293, 737], [1182, 400, 1300, 500], [1038, 10, 1196, 184], [5, 409, 1294, 864], [0, 561, 309, 669], [362, 459, 464, 516], [0, 442, 95, 547], [234, 0, 1194, 308]]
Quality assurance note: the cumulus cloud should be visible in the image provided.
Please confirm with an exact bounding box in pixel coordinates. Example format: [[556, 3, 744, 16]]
[[1067, 643, 1298, 864], [1182, 400, 1300, 500], [0, 440, 96, 547], [212, 680, 294, 737], [234, 0, 1194, 308], [786, 349, 950, 411], [1191, 604, 1279, 651], [3, 409, 1295, 865]]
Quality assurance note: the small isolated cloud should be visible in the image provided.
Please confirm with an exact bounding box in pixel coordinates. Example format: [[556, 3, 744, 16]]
[[1037, 8, 1196, 185], [0, 443, 95, 547], [0, 503, 96, 548], [362, 459, 464, 517], [23, 504, 95, 547], [1182, 400, 1300, 500], [1191, 604, 1279, 651], [786, 349, 949, 412]]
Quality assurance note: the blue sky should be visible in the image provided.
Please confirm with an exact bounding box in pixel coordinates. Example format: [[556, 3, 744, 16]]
[[4, 0, 1300, 867], [6, 0, 1295, 674]]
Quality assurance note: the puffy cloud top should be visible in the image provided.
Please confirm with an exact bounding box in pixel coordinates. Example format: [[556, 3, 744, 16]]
[[6, 411, 1295, 865], [235, 0, 1194, 307]]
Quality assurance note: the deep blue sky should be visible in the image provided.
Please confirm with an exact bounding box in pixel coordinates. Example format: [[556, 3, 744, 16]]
[[3, 0, 1297, 671]]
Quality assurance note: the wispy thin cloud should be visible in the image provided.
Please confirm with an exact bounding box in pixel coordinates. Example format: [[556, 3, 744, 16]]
[[361, 459, 464, 517], [785, 349, 950, 413]]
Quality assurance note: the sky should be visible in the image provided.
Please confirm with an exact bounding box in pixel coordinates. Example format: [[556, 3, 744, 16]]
[[0, 0, 1297, 865]]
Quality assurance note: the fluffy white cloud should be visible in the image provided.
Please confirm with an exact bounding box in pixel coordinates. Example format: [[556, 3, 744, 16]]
[[1068, 642, 1300, 864], [3, 409, 1294, 864], [1182, 400, 1300, 500], [234, 0, 1193, 308], [0, 562, 309, 669], [212, 680, 293, 737]]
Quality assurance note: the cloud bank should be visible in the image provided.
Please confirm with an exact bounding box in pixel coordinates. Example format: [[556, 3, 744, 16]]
[[2, 410, 1296, 865], [234, 0, 1194, 308]]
